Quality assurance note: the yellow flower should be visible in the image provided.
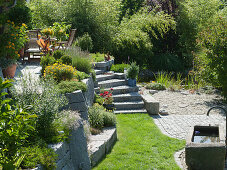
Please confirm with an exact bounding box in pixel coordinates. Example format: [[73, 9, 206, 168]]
[[22, 23, 26, 27], [7, 20, 10, 23]]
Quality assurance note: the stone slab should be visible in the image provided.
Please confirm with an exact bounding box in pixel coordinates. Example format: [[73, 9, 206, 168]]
[[142, 95, 159, 115], [68, 102, 88, 112], [65, 90, 85, 104], [88, 127, 117, 167], [82, 77, 94, 107]]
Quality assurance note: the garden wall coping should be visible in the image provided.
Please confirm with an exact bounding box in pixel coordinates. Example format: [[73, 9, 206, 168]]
[[142, 94, 159, 115], [88, 126, 117, 167]]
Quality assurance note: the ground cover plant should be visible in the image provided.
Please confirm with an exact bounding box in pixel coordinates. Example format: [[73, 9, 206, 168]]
[[110, 63, 130, 73], [94, 114, 185, 169]]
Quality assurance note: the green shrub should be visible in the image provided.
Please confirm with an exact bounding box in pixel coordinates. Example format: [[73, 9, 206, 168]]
[[151, 53, 184, 72], [102, 111, 116, 127], [88, 105, 104, 130], [21, 146, 57, 170], [72, 56, 92, 74], [112, 28, 153, 66], [8, 5, 32, 28], [111, 63, 130, 73], [0, 78, 37, 170], [44, 63, 76, 82], [88, 104, 116, 130], [91, 53, 104, 62], [75, 71, 90, 81], [91, 69, 96, 82], [127, 62, 139, 79], [145, 82, 166, 90], [40, 54, 56, 74], [74, 32, 93, 52], [53, 50, 64, 60], [60, 55, 72, 65], [11, 76, 68, 144], [94, 93, 104, 105], [57, 80, 87, 93]]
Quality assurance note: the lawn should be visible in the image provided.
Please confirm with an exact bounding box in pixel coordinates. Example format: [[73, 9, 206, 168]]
[[94, 114, 185, 169]]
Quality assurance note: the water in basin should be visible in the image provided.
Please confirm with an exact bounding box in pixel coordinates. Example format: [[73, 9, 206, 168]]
[[192, 127, 220, 143]]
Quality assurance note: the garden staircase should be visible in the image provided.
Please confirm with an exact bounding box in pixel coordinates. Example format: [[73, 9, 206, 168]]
[[94, 68, 146, 114]]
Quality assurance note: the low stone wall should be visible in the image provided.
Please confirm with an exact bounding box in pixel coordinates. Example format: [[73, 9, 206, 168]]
[[94, 59, 114, 71], [88, 127, 117, 167], [33, 120, 91, 170], [65, 76, 94, 120]]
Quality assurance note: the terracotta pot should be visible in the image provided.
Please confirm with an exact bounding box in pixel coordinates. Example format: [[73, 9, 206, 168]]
[[2, 63, 17, 78]]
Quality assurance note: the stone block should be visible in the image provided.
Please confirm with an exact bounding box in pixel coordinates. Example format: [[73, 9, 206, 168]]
[[69, 122, 91, 170], [88, 127, 117, 167], [89, 140, 106, 167], [185, 125, 226, 170], [68, 102, 88, 112], [142, 95, 159, 115], [82, 77, 94, 107], [79, 111, 88, 121], [65, 90, 85, 104], [104, 127, 117, 154]]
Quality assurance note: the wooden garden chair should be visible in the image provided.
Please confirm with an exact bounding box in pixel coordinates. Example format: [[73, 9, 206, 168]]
[[55, 29, 77, 50]]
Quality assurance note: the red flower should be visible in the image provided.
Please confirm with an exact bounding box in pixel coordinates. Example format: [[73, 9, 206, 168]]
[[100, 93, 103, 96]]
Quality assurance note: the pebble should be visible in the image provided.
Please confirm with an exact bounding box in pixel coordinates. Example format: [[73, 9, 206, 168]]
[[149, 90, 158, 94]]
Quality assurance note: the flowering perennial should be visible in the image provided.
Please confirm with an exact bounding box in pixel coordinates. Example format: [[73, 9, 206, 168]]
[[44, 62, 77, 82], [100, 88, 114, 104]]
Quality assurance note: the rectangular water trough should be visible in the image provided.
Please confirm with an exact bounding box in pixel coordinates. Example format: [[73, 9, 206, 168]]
[[185, 125, 226, 170]]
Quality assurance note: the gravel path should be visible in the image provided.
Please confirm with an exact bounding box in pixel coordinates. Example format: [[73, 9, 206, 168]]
[[151, 90, 227, 115]]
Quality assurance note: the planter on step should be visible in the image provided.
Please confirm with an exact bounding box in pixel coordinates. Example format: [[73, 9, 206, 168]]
[[128, 79, 136, 87], [103, 104, 114, 111]]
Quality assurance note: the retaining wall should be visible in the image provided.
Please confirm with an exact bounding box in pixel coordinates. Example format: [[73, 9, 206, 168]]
[[49, 120, 91, 170]]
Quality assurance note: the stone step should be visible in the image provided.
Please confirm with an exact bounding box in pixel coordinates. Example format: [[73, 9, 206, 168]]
[[95, 85, 139, 94], [114, 101, 144, 110], [94, 69, 105, 75], [113, 92, 142, 102], [98, 79, 127, 89], [96, 74, 115, 82], [114, 109, 147, 114]]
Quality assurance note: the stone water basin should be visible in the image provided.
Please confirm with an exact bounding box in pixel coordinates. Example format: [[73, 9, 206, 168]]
[[185, 125, 226, 170]]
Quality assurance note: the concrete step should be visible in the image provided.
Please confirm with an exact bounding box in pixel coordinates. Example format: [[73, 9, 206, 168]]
[[98, 79, 127, 89], [113, 92, 142, 102], [96, 74, 115, 82], [95, 85, 139, 95], [114, 101, 144, 110], [94, 69, 105, 75], [114, 109, 147, 114]]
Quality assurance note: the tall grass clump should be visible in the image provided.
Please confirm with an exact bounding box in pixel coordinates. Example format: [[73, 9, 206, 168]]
[[11, 74, 68, 143], [64, 46, 92, 74]]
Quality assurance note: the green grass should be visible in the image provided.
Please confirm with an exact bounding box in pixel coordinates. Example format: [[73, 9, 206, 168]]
[[94, 114, 185, 169]]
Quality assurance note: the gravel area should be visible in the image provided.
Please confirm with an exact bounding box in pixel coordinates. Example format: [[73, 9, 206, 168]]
[[150, 90, 227, 115]]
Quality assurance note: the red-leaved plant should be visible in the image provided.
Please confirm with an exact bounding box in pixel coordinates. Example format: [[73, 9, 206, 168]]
[[100, 88, 113, 104]]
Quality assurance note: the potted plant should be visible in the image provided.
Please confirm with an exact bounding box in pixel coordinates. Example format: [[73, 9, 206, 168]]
[[41, 28, 54, 39], [100, 88, 114, 111], [127, 62, 139, 87], [0, 20, 28, 78]]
